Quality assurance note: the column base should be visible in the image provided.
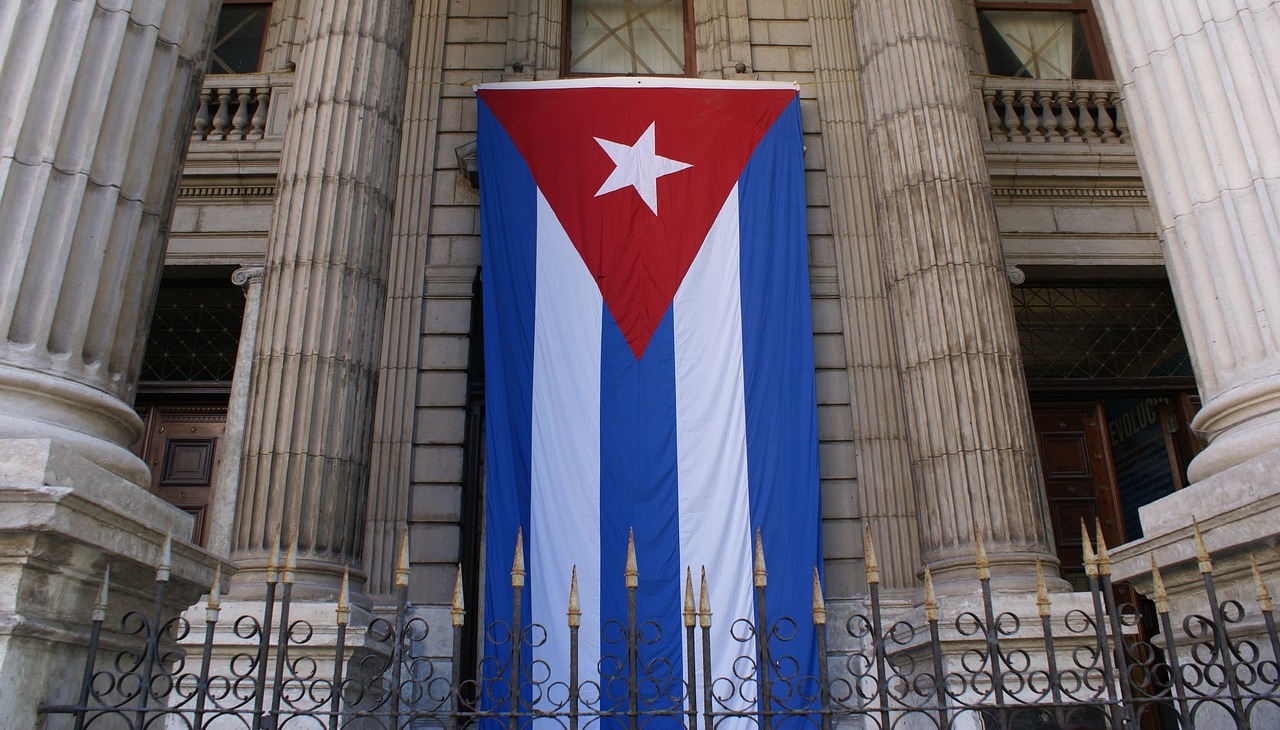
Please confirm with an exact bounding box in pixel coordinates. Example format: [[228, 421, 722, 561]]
[[0, 365, 150, 486], [0, 439, 225, 729], [1188, 373, 1280, 483]]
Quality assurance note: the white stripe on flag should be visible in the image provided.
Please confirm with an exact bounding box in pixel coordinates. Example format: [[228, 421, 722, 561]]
[[674, 185, 756, 719], [531, 189, 602, 701]]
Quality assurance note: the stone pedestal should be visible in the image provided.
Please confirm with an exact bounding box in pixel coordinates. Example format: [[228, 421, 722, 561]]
[[849, 0, 1060, 593], [0, 440, 227, 729], [1111, 450, 1280, 729]]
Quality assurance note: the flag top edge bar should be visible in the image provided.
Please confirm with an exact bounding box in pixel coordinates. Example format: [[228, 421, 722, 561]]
[[475, 77, 799, 92]]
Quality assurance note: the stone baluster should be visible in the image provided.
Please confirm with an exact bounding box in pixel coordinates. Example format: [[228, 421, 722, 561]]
[[1112, 93, 1129, 143], [229, 0, 415, 599], [248, 86, 269, 140], [1075, 89, 1099, 142], [1093, 91, 1116, 142], [193, 88, 212, 140], [1019, 89, 1043, 142], [1039, 89, 1062, 142], [1002, 90, 1026, 142], [210, 89, 232, 140], [1094, 0, 1280, 483], [229, 89, 252, 140], [850, 0, 1060, 592], [1056, 89, 1080, 142], [982, 88, 1002, 142]]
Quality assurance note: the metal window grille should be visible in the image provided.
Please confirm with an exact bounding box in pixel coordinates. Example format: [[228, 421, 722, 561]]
[[140, 283, 244, 383], [1012, 284, 1191, 381]]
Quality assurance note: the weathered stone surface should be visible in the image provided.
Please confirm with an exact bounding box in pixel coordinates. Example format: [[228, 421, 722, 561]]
[[230, 0, 416, 598], [849, 0, 1059, 592]]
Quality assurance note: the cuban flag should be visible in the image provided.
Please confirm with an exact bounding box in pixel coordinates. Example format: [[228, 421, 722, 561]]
[[477, 78, 821, 721]]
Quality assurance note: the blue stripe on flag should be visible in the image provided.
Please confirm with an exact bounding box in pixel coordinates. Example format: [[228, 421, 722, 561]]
[[599, 308, 685, 714], [738, 98, 821, 711], [478, 100, 536, 713]]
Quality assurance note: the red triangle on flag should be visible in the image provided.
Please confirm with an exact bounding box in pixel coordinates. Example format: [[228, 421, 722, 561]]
[[480, 85, 793, 358]]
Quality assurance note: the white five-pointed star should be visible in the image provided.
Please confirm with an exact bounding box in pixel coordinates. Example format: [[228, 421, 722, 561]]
[[593, 122, 692, 215]]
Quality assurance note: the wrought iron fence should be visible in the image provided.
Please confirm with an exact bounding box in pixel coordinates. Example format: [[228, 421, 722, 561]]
[[40, 522, 1280, 729]]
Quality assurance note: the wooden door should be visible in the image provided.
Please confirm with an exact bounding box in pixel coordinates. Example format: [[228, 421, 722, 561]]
[[134, 404, 227, 546], [1032, 401, 1125, 588]]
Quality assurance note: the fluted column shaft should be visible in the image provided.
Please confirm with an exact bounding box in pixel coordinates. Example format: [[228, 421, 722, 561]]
[[808, 0, 921, 591], [231, 0, 414, 595], [850, 0, 1057, 588], [363, 0, 451, 599], [0, 0, 218, 487], [1094, 0, 1280, 482]]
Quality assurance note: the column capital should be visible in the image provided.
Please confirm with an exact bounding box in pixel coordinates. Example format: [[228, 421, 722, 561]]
[[232, 265, 265, 288]]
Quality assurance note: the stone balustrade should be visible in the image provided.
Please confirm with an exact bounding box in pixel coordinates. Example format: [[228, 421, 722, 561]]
[[978, 77, 1129, 145], [191, 73, 293, 142]]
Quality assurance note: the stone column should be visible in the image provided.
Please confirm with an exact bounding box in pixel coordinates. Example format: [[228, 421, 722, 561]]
[[364, 0, 451, 602], [808, 0, 921, 592], [1093, 0, 1280, 484], [206, 265, 265, 559], [0, 0, 218, 487], [262, 0, 307, 72], [850, 0, 1060, 591], [0, 1, 225, 725], [230, 0, 415, 599]]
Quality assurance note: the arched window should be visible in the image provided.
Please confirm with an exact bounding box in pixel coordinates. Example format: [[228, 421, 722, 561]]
[[977, 1, 1111, 80], [563, 0, 694, 76]]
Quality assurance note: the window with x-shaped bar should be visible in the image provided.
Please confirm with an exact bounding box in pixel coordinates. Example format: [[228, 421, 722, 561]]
[[209, 0, 272, 74], [564, 0, 694, 77], [976, 1, 1111, 80]]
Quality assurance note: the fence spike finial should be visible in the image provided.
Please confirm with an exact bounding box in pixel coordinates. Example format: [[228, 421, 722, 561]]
[[452, 565, 467, 627], [512, 527, 526, 589], [267, 530, 282, 584], [812, 566, 826, 626], [336, 567, 351, 626], [395, 530, 411, 589], [863, 523, 880, 586], [1192, 518, 1213, 575], [698, 566, 712, 628], [283, 529, 298, 585], [683, 568, 696, 627], [974, 523, 990, 581], [93, 565, 110, 622], [1035, 559, 1050, 617], [753, 528, 767, 588], [1150, 555, 1169, 614], [1080, 520, 1098, 578], [1251, 554, 1272, 613], [625, 529, 639, 589], [157, 531, 173, 583], [570, 563, 586, 624], [1094, 520, 1112, 577], [923, 566, 938, 623]]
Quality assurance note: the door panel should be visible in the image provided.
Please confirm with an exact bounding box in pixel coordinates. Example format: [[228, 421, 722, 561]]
[[134, 403, 227, 546], [1032, 401, 1124, 589]]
